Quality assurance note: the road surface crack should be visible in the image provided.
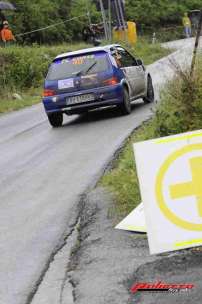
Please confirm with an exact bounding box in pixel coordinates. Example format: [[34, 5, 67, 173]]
[[59, 219, 81, 304], [60, 194, 99, 303], [25, 195, 86, 304]]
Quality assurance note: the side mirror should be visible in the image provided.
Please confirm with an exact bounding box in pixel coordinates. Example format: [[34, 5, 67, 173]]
[[136, 59, 143, 66]]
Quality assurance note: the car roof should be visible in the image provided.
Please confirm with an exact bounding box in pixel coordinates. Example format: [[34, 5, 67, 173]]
[[55, 44, 121, 60]]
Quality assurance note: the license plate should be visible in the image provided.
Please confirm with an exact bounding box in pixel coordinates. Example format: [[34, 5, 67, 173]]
[[67, 94, 95, 105]]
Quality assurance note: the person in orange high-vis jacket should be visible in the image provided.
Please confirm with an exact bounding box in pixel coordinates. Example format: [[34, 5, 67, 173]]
[[1, 21, 16, 46]]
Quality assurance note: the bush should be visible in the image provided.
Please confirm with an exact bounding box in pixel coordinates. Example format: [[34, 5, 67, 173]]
[[125, 0, 201, 27], [7, 0, 99, 44], [153, 60, 202, 136], [0, 43, 88, 91]]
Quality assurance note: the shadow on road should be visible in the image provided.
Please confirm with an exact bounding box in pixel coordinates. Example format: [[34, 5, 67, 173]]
[[62, 100, 145, 127]]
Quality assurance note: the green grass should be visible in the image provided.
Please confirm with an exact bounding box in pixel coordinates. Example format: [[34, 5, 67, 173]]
[[101, 122, 155, 221], [0, 89, 42, 113], [128, 38, 171, 65], [0, 39, 170, 113], [101, 59, 202, 222]]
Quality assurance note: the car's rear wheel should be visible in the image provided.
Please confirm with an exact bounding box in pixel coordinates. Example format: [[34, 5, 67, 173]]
[[48, 113, 63, 127], [143, 76, 154, 103], [120, 88, 131, 115]]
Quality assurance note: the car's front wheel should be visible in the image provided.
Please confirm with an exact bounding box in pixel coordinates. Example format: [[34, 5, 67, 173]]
[[48, 113, 63, 127], [143, 76, 154, 103], [120, 88, 131, 115]]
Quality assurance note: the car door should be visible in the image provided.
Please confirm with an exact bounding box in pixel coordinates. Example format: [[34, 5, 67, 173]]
[[116, 47, 145, 97], [134, 59, 146, 96]]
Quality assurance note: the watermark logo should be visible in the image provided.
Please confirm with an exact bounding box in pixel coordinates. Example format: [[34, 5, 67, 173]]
[[131, 281, 195, 294]]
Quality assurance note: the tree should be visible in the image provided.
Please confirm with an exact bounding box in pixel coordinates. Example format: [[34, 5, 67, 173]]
[[125, 0, 201, 27], [69, 0, 100, 40], [5, 0, 202, 43], [11, 0, 70, 43]]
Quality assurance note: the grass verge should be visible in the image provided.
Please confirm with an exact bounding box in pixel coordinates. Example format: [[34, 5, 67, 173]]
[[0, 90, 42, 113], [0, 39, 170, 113], [128, 38, 171, 65], [101, 58, 202, 221]]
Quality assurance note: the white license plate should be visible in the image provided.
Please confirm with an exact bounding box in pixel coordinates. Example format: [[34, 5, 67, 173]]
[[67, 94, 95, 105]]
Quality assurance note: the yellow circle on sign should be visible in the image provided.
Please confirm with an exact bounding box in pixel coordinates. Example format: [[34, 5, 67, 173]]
[[155, 144, 202, 231]]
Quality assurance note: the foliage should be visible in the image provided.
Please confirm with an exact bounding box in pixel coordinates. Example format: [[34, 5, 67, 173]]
[[101, 59, 202, 219], [0, 42, 89, 90], [125, 0, 201, 27], [129, 38, 170, 65], [2, 0, 201, 44], [154, 61, 202, 135], [69, 0, 101, 41], [6, 0, 99, 44], [0, 42, 89, 113]]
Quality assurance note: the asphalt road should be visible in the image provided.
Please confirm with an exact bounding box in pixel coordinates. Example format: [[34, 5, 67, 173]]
[[0, 38, 199, 304], [71, 188, 202, 304]]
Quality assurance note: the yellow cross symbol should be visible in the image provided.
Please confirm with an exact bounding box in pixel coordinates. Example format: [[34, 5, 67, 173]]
[[170, 157, 202, 217]]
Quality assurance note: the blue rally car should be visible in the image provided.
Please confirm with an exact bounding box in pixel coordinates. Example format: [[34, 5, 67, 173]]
[[42, 44, 154, 127]]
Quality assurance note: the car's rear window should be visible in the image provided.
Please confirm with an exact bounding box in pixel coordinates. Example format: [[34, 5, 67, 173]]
[[47, 52, 110, 81]]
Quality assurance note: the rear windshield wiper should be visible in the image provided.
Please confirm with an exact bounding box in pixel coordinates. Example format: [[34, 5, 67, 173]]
[[74, 61, 97, 77]]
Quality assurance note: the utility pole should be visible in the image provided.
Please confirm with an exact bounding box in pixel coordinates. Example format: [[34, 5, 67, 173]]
[[108, 0, 112, 41], [191, 9, 202, 76], [117, 0, 126, 30], [99, 0, 109, 40], [113, 0, 122, 29]]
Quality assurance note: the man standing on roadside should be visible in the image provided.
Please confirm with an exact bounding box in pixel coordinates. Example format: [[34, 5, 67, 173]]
[[1, 20, 16, 46], [182, 12, 192, 38]]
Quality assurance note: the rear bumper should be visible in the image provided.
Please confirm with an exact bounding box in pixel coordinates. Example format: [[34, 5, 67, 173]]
[[43, 84, 123, 115]]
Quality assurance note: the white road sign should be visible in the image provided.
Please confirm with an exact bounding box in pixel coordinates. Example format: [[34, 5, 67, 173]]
[[134, 130, 202, 254], [116, 202, 146, 233]]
